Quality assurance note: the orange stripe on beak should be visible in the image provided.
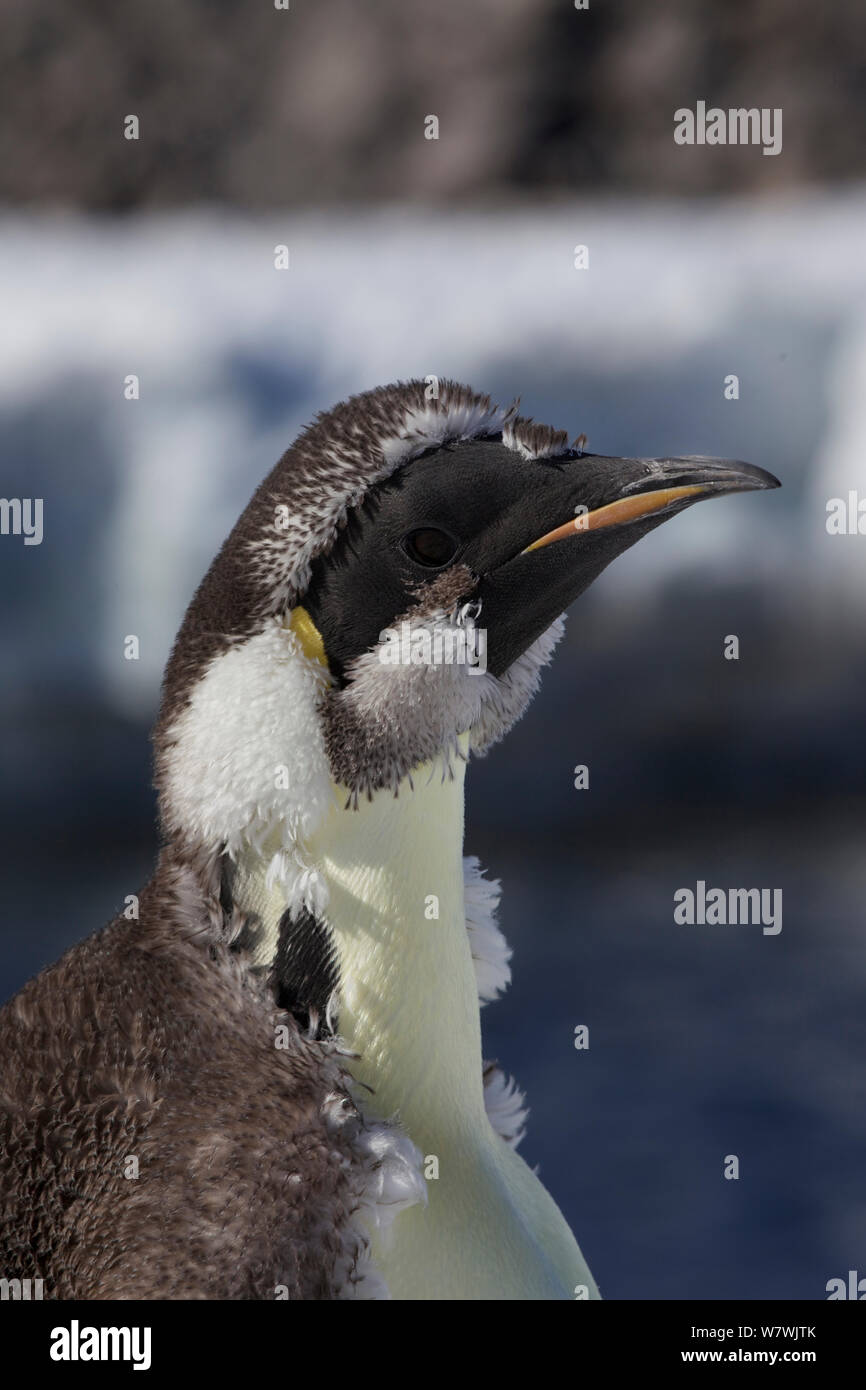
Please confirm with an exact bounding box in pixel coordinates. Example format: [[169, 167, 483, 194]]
[[521, 484, 708, 553]]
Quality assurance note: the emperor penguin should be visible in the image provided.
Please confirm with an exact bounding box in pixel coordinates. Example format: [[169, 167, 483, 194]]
[[0, 380, 778, 1300]]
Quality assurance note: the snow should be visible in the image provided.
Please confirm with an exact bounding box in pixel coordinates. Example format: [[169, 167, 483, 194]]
[[1, 193, 864, 712]]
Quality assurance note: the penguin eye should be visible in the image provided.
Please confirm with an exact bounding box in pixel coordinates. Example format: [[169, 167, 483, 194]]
[[401, 527, 459, 568]]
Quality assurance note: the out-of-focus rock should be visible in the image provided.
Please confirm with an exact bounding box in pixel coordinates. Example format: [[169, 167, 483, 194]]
[[1, 0, 864, 208]]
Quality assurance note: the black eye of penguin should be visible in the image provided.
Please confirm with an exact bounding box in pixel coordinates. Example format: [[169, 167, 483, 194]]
[[401, 527, 459, 568]]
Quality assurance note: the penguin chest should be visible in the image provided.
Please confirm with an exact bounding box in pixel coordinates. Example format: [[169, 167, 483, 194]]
[[360, 1128, 598, 1301], [309, 767, 598, 1301]]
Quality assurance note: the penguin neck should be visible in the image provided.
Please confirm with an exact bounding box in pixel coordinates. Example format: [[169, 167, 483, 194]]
[[310, 741, 486, 1138], [230, 736, 486, 1140], [223, 735, 600, 1299]]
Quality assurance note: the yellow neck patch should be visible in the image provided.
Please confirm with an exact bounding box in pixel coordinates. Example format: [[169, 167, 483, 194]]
[[286, 606, 329, 669]]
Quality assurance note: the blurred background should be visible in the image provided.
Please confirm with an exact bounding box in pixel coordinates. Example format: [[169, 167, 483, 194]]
[[1, 0, 865, 1300]]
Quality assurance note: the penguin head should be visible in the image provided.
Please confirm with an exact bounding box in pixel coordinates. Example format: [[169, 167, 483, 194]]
[[155, 381, 778, 894], [301, 430, 777, 683]]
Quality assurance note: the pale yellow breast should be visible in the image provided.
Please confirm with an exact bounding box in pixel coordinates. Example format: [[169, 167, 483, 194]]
[[306, 747, 599, 1301]]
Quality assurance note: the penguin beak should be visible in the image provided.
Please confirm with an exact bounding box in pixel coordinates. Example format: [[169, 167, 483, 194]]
[[478, 454, 780, 677], [520, 456, 777, 553]]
